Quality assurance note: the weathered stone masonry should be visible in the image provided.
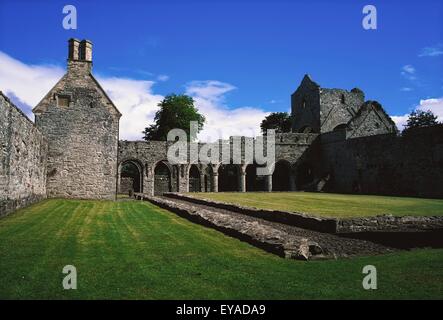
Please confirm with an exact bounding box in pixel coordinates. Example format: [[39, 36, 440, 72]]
[[1, 38, 442, 218], [118, 133, 318, 196], [33, 39, 121, 200], [0, 92, 48, 216], [317, 125, 443, 198]]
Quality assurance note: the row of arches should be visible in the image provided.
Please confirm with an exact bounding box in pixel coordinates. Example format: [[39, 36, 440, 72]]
[[217, 161, 306, 192], [118, 159, 314, 196]]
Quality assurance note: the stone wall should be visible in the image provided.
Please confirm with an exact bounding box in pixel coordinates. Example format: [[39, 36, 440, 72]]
[[318, 88, 364, 133], [164, 193, 443, 235], [291, 75, 321, 133], [118, 177, 134, 194], [337, 215, 443, 233], [118, 133, 318, 195], [33, 40, 121, 200], [0, 92, 48, 216], [163, 192, 337, 233], [319, 125, 443, 198], [346, 101, 398, 138], [291, 75, 365, 134]]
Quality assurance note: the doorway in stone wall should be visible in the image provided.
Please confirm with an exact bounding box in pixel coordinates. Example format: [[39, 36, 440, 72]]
[[246, 163, 266, 191], [189, 164, 201, 192], [272, 160, 292, 191], [218, 164, 240, 192], [119, 160, 143, 196], [154, 161, 171, 195]]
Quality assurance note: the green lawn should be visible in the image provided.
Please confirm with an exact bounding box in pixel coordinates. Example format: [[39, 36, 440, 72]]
[[0, 199, 442, 299], [188, 192, 443, 218]]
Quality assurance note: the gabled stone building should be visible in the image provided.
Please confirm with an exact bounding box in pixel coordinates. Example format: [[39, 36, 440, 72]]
[[33, 39, 121, 200]]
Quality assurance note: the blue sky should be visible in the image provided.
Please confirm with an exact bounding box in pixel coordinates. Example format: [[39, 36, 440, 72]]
[[0, 0, 442, 140]]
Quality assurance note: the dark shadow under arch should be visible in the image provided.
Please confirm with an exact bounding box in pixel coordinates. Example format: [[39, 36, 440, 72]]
[[154, 161, 171, 195], [218, 164, 240, 192], [296, 162, 314, 190], [189, 164, 201, 192], [246, 163, 266, 191], [119, 160, 143, 194], [272, 160, 291, 191]]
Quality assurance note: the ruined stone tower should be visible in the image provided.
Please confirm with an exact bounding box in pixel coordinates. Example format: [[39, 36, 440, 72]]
[[33, 39, 121, 200], [291, 75, 365, 133], [291, 75, 396, 137]]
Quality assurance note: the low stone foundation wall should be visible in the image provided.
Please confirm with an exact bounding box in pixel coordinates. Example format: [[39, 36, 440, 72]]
[[0, 195, 46, 217], [163, 193, 337, 233], [164, 193, 443, 234], [337, 215, 443, 233], [136, 193, 326, 260]]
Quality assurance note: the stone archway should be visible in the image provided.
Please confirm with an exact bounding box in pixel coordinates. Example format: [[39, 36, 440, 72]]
[[246, 163, 266, 191], [189, 164, 201, 192], [118, 159, 143, 195], [204, 165, 213, 192], [333, 123, 348, 131], [296, 162, 314, 190], [272, 160, 292, 191], [154, 161, 171, 195], [218, 164, 240, 192]]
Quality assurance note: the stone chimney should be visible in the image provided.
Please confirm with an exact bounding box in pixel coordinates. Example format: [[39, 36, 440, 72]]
[[67, 38, 93, 74], [79, 40, 93, 62], [68, 38, 80, 60]]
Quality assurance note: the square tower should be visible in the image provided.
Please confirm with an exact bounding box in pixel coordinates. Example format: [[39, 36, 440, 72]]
[[291, 75, 365, 133]]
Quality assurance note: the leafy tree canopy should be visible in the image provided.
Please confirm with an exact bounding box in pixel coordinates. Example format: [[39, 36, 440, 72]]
[[260, 112, 292, 135], [403, 109, 439, 134], [142, 94, 205, 141]]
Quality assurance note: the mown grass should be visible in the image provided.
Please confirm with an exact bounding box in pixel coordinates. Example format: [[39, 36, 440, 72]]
[[188, 192, 443, 218], [0, 199, 442, 299]]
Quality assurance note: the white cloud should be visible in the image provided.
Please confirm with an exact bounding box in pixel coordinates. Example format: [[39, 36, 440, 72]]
[[402, 65, 415, 74], [157, 74, 169, 81], [401, 64, 417, 81], [419, 45, 443, 57], [0, 51, 162, 140], [186, 80, 236, 102], [390, 114, 409, 131], [96, 76, 163, 140], [400, 87, 413, 92], [416, 98, 443, 120], [0, 51, 64, 118], [185, 80, 269, 142], [0, 51, 268, 142], [391, 97, 443, 131]]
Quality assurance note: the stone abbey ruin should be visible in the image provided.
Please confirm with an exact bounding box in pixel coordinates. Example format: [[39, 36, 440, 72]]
[[1, 39, 443, 217]]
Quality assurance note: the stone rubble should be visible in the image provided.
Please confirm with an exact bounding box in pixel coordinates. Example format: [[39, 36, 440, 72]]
[[136, 193, 394, 260]]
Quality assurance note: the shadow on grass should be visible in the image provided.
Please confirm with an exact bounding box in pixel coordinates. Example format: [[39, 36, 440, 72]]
[[339, 228, 443, 249]]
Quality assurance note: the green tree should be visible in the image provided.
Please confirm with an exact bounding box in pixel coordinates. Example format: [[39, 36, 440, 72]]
[[403, 109, 439, 134], [142, 94, 205, 141], [260, 112, 292, 135]]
